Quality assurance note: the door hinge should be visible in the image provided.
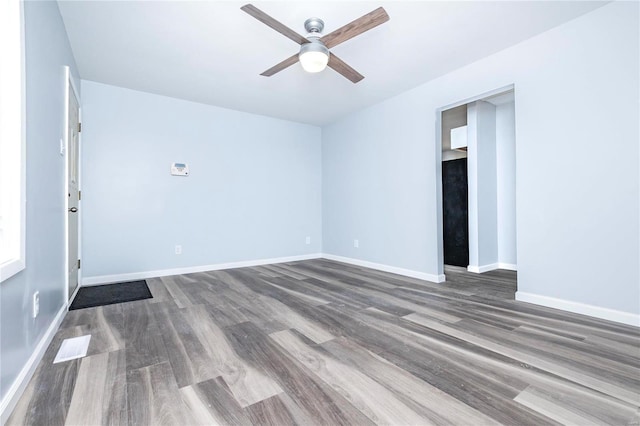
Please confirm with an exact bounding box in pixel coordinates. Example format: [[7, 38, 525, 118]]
[[78, 190, 81, 201], [77, 259, 81, 269], [78, 122, 82, 133]]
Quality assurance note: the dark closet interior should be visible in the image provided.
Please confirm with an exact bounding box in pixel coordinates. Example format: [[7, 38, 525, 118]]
[[442, 158, 469, 267]]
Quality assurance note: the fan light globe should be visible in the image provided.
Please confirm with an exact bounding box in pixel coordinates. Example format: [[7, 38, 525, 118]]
[[299, 41, 329, 73], [300, 51, 329, 73]]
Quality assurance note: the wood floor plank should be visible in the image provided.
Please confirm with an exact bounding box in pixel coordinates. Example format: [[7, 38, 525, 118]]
[[244, 394, 298, 426], [127, 362, 197, 426], [197, 292, 252, 326], [404, 313, 640, 405], [269, 329, 433, 425], [249, 265, 282, 278], [515, 384, 640, 425], [399, 313, 640, 424], [57, 304, 125, 356], [297, 277, 372, 310], [319, 336, 499, 425], [584, 333, 640, 360], [261, 264, 311, 281], [293, 261, 399, 290], [179, 377, 250, 425], [224, 321, 375, 425], [515, 386, 613, 425], [216, 270, 335, 343], [490, 321, 640, 379], [123, 301, 169, 371], [260, 277, 331, 306], [65, 349, 127, 426], [146, 277, 174, 304], [153, 302, 219, 388], [308, 305, 561, 424], [180, 304, 284, 407], [6, 359, 80, 426], [159, 275, 197, 308]]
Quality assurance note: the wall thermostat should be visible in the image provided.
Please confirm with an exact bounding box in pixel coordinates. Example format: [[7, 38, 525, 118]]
[[171, 162, 189, 176]]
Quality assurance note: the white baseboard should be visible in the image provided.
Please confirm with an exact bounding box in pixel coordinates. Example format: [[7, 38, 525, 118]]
[[68, 283, 81, 304], [321, 254, 445, 283], [0, 303, 67, 424], [498, 263, 517, 271], [81, 253, 323, 286], [467, 263, 518, 273], [467, 263, 499, 273], [83, 252, 445, 288], [516, 291, 639, 327]]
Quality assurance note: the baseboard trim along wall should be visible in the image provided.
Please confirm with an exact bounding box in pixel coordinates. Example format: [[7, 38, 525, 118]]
[[467, 263, 499, 273], [81, 253, 324, 286], [498, 263, 517, 271], [322, 254, 446, 283], [516, 291, 640, 327], [82, 252, 447, 286], [467, 263, 517, 273], [0, 304, 67, 424]]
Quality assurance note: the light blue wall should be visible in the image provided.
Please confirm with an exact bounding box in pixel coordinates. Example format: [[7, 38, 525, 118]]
[[496, 101, 517, 266], [0, 0, 80, 406], [80, 81, 322, 279], [322, 95, 438, 273], [468, 101, 498, 268], [322, 2, 639, 315]]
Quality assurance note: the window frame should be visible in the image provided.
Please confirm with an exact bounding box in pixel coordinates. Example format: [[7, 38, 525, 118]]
[[0, 0, 27, 282]]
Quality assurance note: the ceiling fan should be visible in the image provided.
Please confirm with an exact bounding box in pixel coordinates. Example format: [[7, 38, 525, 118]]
[[241, 4, 390, 83]]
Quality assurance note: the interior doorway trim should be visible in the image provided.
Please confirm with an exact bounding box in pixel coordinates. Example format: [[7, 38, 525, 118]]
[[63, 66, 82, 304], [434, 84, 515, 278]]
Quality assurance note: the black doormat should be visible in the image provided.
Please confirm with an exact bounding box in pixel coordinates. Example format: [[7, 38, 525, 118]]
[[69, 280, 153, 310]]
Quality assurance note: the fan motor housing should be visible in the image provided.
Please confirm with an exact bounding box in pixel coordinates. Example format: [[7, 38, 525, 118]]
[[299, 39, 329, 56], [304, 17, 324, 34]]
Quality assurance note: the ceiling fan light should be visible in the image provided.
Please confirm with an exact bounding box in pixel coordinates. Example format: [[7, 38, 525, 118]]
[[299, 41, 329, 73], [300, 51, 329, 73]]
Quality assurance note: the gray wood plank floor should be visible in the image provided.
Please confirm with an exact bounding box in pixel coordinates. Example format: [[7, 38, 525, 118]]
[[8, 259, 640, 425]]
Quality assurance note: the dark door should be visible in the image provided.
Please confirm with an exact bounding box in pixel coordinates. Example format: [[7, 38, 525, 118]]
[[442, 158, 469, 267]]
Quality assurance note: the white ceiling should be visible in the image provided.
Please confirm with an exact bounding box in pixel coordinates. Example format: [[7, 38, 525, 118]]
[[57, 1, 606, 126]]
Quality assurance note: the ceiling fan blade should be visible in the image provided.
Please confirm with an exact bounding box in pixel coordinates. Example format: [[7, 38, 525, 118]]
[[241, 4, 309, 45], [321, 7, 389, 49], [328, 54, 364, 83], [261, 53, 300, 77]]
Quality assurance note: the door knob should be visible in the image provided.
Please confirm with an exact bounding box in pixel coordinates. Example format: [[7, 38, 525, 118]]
[[68, 207, 78, 213]]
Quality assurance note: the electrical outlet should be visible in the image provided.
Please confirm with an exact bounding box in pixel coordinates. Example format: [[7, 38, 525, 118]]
[[32, 291, 39, 318], [305, 236, 311, 245], [175, 245, 182, 255], [354, 239, 359, 248]]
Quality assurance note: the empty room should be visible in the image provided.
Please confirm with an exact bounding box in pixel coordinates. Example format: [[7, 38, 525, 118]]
[[1, 0, 639, 424]]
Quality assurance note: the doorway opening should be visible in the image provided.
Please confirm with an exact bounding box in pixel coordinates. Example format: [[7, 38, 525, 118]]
[[437, 87, 517, 291]]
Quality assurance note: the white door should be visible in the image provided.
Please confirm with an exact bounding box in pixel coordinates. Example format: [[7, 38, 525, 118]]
[[68, 86, 80, 300]]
